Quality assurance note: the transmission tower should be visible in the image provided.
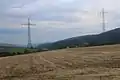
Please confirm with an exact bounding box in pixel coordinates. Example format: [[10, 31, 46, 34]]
[[101, 8, 108, 32], [22, 18, 36, 48]]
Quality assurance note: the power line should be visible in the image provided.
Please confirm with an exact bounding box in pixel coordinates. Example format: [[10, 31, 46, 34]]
[[22, 18, 36, 48]]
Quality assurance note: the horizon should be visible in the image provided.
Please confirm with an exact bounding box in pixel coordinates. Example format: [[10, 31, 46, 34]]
[[0, 27, 119, 46]]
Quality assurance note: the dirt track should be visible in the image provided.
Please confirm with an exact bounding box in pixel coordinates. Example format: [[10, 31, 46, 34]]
[[0, 45, 120, 80]]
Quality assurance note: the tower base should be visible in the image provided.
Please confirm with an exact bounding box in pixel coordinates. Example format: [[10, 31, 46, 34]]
[[27, 43, 33, 49]]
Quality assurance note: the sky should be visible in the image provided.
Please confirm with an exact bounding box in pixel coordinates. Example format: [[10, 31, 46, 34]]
[[0, 0, 120, 45]]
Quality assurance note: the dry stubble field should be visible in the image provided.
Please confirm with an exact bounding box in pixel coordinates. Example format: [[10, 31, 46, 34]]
[[0, 45, 120, 80]]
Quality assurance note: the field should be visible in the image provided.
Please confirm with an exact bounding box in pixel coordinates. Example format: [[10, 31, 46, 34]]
[[0, 45, 120, 80], [8, 47, 38, 53], [9, 47, 25, 53]]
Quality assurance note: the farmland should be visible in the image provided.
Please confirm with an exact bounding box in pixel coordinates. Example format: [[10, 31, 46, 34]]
[[0, 44, 120, 80]]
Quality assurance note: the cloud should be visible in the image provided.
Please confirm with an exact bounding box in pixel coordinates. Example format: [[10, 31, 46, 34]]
[[0, 28, 26, 34], [0, 0, 120, 44]]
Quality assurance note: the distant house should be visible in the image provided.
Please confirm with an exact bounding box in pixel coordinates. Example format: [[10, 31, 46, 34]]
[[83, 42, 89, 47], [75, 46, 78, 48], [41, 48, 48, 51], [66, 46, 70, 49]]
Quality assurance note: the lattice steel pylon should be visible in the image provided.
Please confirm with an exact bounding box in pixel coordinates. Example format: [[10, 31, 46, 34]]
[[22, 18, 35, 48], [101, 8, 108, 32]]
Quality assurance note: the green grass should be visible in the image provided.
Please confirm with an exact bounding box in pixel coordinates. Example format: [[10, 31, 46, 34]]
[[9, 48, 26, 53], [9, 48, 38, 53], [10, 48, 25, 53], [0, 47, 39, 57]]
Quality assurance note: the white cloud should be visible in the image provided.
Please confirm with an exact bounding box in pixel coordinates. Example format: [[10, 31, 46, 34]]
[[0, 0, 120, 44]]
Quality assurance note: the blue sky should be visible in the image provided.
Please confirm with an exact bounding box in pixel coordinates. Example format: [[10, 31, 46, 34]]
[[0, 0, 120, 45]]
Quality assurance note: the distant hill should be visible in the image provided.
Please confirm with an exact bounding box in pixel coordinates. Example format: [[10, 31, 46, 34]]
[[37, 28, 120, 50]]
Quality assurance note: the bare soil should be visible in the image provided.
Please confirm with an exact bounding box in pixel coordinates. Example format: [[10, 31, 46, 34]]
[[0, 44, 120, 80]]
